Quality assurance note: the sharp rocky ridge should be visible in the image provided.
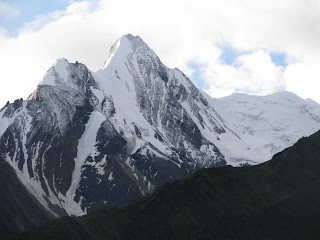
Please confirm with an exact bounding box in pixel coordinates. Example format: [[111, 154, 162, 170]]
[[1, 34, 320, 226]]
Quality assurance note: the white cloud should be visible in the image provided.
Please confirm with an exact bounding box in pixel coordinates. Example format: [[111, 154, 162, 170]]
[[284, 60, 320, 101], [204, 50, 285, 97], [0, 2, 19, 18], [0, 0, 320, 107]]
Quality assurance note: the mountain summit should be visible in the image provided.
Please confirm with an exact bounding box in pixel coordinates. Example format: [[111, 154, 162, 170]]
[[1, 34, 320, 237], [102, 34, 146, 69], [0, 34, 229, 228]]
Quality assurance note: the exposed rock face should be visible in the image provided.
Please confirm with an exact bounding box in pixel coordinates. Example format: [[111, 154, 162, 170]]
[[0, 158, 54, 238], [0, 35, 228, 224], [1, 34, 320, 236]]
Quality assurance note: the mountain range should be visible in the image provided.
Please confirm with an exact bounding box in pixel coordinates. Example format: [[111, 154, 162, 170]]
[[1, 34, 319, 237], [10, 130, 320, 240]]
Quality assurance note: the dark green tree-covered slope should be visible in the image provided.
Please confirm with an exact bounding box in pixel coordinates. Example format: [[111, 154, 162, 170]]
[[11, 131, 320, 240]]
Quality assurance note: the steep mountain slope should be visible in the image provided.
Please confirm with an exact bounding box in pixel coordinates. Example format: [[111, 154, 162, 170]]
[[0, 34, 230, 224], [0, 158, 54, 238], [205, 91, 320, 165], [11, 130, 320, 240], [1, 34, 320, 236]]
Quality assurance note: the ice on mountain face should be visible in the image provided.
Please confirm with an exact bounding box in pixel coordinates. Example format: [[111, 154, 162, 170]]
[[0, 35, 224, 220], [204, 91, 320, 165], [0, 58, 107, 216], [108, 172, 114, 181], [305, 98, 319, 106], [95, 34, 227, 169], [29, 59, 103, 134], [64, 110, 106, 216], [40, 59, 70, 86], [0, 102, 62, 217], [103, 37, 122, 69], [102, 34, 146, 71], [2, 33, 320, 222]]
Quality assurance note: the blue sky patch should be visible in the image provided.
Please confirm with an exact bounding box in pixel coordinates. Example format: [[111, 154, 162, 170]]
[[218, 44, 288, 67], [187, 61, 208, 89], [0, 0, 85, 36], [269, 51, 287, 67], [219, 44, 243, 65]]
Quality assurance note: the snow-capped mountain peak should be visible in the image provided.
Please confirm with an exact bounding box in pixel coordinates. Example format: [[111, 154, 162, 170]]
[[40, 58, 70, 86], [103, 35, 131, 69], [1, 34, 320, 229], [205, 90, 320, 165], [95, 34, 228, 167], [0, 34, 229, 220], [102, 34, 154, 70]]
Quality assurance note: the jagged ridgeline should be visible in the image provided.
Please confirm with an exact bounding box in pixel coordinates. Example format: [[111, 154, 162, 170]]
[[1, 34, 320, 238], [10, 131, 320, 240], [0, 34, 230, 236]]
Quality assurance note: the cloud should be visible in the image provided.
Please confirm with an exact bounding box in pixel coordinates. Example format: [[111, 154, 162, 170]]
[[203, 50, 285, 98], [284, 60, 320, 101], [0, 2, 20, 18], [0, 0, 320, 107]]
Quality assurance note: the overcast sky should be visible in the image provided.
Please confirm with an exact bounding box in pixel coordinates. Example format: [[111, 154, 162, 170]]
[[0, 0, 320, 107]]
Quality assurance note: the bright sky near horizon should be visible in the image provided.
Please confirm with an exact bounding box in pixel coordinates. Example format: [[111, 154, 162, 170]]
[[0, 0, 320, 107]]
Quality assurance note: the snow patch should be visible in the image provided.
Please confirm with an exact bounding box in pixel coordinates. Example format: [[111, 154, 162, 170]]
[[108, 172, 114, 181], [40, 58, 70, 86], [64, 110, 106, 216], [205, 91, 320, 165]]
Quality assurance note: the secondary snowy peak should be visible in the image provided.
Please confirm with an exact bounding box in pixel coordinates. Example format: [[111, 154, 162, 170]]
[[26, 59, 102, 133], [227, 91, 309, 107], [40, 58, 70, 86], [2, 33, 320, 229], [0, 34, 230, 221], [38, 58, 98, 91], [205, 91, 320, 165]]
